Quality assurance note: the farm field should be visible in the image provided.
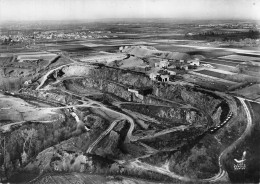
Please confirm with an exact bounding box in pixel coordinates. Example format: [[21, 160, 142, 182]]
[[231, 84, 260, 100], [190, 69, 245, 90], [219, 54, 260, 62], [0, 57, 13, 66], [182, 73, 234, 91], [17, 53, 57, 62], [195, 69, 233, 79], [201, 58, 239, 67], [237, 53, 260, 58]]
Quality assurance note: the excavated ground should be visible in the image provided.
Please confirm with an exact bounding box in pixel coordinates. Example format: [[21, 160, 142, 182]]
[[0, 58, 248, 183]]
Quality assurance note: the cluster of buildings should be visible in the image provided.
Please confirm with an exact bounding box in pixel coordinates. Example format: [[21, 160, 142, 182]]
[[0, 30, 115, 45], [32, 30, 112, 40], [125, 58, 201, 99], [0, 34, 30, 44], [154, 58, 200, 70], [149, 70, 171, 83], [149, 58, 200, 82]]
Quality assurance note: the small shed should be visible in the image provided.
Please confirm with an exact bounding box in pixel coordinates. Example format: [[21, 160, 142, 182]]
[[187, 59, 200, 66], [119, 46, 124, 52], [180, 65, 188, 70], [149, 72, 158, 81], [161, 74, 169, 82], [159, 60, 169, 68], [154, 62, 160, 68], [168, 70, 176, 76]]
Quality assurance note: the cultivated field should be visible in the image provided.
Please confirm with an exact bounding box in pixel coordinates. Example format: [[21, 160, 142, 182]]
[[195, 69, 232, 79], [201, 58, 240, 67], [0, 57, 14, 67], [219, 54, 260, 62], [231, 84, 260, 101], [17, 53, 57, 62]]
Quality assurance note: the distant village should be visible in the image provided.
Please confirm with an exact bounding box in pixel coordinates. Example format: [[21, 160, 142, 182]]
[[0, 30, 115, 45]]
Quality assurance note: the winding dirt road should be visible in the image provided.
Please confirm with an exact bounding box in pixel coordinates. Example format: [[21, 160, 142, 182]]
[[34, 62, 254, 182], [127, 97, 253, 183], [203, 97, 252, 182], [86, 119, 123, 153]]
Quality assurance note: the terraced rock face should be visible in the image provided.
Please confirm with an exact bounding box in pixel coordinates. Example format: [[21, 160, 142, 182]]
[[0, 56, 247, 183]]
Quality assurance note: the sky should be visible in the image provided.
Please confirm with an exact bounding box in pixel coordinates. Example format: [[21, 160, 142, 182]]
[[0, 0, 259, 22]]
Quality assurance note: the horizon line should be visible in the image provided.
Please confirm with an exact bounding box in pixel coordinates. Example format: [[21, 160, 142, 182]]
[[1, 17, 260, 23]]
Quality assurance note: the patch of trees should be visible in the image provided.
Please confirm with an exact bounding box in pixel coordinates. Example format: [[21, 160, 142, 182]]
[[140, 128, 204, 150], [138, 134, 221, 179], [187, 30, 260, 42], [1, 37, 12, 45], [0, 114, 80, 179], [169, 138, 219, 179], [223, 38, 260, 47]]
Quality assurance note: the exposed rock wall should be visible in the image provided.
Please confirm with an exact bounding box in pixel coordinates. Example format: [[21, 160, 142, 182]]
[[83, 67, 222, 126], [61, 65, 91, 77], [104, 82, 132, 101], [88, 66, 152, 88], [153, 84, 222, 117]]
